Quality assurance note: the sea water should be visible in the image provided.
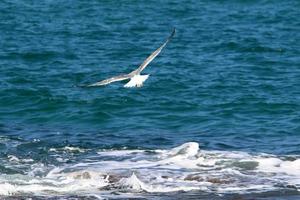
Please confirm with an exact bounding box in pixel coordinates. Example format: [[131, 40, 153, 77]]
[[0, 0, 299, 199]]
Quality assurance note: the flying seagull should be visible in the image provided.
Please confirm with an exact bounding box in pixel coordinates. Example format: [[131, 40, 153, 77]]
[[87, 28, 175, 88]]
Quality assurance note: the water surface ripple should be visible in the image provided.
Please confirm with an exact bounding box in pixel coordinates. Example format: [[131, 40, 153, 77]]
[[0, 0, 299, 199]]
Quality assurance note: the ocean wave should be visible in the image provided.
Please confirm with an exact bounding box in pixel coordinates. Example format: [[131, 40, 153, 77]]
[[0, 142, 299, 198]]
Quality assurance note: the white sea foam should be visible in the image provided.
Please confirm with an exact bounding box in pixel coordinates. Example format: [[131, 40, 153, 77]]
[[49, 146, 87, 153], [8, 155, 20, 162], [118, 173, 146, 191], [0, 142, 299, 197]]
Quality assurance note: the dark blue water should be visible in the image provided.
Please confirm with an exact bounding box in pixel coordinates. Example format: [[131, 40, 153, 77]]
[[0, 0, 300, 199]]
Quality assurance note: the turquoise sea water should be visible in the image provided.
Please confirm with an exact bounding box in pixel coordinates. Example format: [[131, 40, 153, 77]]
[[0, 0, 300, 199]]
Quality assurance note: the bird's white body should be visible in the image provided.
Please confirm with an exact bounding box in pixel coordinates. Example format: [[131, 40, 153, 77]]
[[124, 74, 149, 88]]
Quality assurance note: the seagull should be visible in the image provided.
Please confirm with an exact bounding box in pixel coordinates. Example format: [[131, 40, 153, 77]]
[[87, 28, 175, 88]]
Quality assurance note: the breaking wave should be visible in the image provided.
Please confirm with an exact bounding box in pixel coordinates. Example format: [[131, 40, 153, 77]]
[[0, 142, 299, 198]]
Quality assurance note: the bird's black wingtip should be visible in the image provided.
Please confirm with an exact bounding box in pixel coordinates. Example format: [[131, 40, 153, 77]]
[[168, 27, 176, 40], [76, 84, 91, 88]]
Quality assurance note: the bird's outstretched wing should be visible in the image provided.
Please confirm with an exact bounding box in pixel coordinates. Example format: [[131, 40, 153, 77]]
[[86, 28, 175, 87], [131, 28, 175, 75], [87, 74, 131, 87]]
